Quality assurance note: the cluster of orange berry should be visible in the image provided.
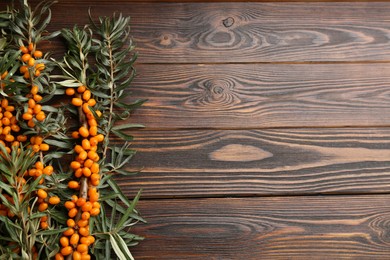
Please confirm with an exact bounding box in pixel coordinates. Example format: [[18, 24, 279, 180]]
[[55, 85, 102, 259], [19, 43, 44, 79], [0, 98, 21, 152]]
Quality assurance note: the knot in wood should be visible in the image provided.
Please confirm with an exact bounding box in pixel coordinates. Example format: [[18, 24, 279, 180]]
[[222, 17, 234, 28]]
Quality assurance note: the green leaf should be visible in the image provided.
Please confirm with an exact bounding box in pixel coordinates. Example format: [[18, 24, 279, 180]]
[[116, 190, 141, 229], [36, 227, 68, 236], [112, 130, 133, 141], [112, 124, 144, 131], [110, 234, 134, 260]]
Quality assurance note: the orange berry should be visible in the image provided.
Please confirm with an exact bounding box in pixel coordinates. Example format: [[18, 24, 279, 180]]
[[71, 98, 83, 107], [33, 50, 43, 58], [87, 151, 98, 161], [34, 69, 41, 77], [90, 173, 100, 183], [77, 85, 86, 93], [68, 180, 80, 189], [69, 195, 77, 203], [70, 233, 80, 246], [90, 163, 99, 174], [40, 143, 49, 151], [82, 103, 91, 115], [89, 136, 99, 146], [6, 106, 15, 112], [82, 167, 91, 177], [81, 201, 92, 212], [20, 46, 28, 54], [28, 58, 35, 67], [64, 201, 76, 210], [70, 161, 81, 170], [35, 160, 43, 169], [2, 117, 10, 126], [60, 236, 69, 247], [78, 227, 89, 237], [88, 119, 97, 127], [28, 120, 35, 128], [77, 244, 88, 254], [3, 111, 12, 119], [55, 253, 64, 260], [60, 246, 73, 256], [88, 187, 97, 197], [76, 197, 86, 207], [67, 218, 76, 228], [78, 151, 88, 161], [31, 85, 39, 95], [36, 111, 46, 122], [75, 168, 83, 178], [89, 192, 99, 203], [49, 196, 60, 205], [5, 134, 14, 142], [23, 71, 30, 79], [77, 219, 88, 228], [79, 127, 89, 138], [28, 43, 34, 51], [96, 134, 104, 143], [36, 63, 45, 71], [11, 124, 20, 132], [81, 254, 91, 260], [81, 212, 90, 220], [72, 131, 80, 139], [40, 221, 48, 229], [43, 165, 53, 175], [68, 208, 78, 218], [87, 98, 96, 107], [63, 228, 75, 237], [81, 139, 90, 150], [19, 65, 28, 74], [90, 207, 100, 216], [92, 202, 100, 209], [80, 237, 92, 246], [89, 126, 97, 137], [22, 113, 32, 120], [66, 88, 75, 96], [74, 145, 84, 154], [21, 53, 31, 63], [37, 189, 47, 199], [38, 202, 48, 212], [82, 90, 91, 101], [33, 104, 42, 114], [33, 94, 42, 102], [73, 251, 82, 260], [1, 99, 7, 108], [84, 159, 93, 168]]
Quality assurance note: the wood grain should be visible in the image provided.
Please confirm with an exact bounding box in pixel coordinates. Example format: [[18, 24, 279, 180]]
[[129, 63, 390, 129], [131, 195, 390, 259], [49, 2, 390, 63], [118, 128, 390, 198], [4, 2, 390, 63]]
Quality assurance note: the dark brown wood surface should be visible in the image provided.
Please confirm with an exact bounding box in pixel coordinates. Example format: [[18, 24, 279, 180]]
[[46, 2, 390, 63], [2, 1, 390, 259], [131, 63, 390, 129], [131, 195, 390, 259], [123, 128, 390, 198]]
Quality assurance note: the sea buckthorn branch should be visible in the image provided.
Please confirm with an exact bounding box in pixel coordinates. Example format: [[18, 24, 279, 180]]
[[53, 13, 145, 259], [90, 12, 146, 260], [0, 1, 70, 259]]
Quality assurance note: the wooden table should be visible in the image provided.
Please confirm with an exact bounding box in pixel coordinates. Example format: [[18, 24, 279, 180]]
[[6, 0, 390, 259]]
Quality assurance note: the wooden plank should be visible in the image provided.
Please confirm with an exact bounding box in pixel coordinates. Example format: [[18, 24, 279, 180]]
[[45, 2, 390, 63], [131, 195, 390, 259], [118, 128, 390, 198], [129, 63, 390, 129], [3, 1, 390, 63]]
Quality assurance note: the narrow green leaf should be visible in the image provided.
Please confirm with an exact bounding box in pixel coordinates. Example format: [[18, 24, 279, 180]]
[[112, 124, 144, 131]]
